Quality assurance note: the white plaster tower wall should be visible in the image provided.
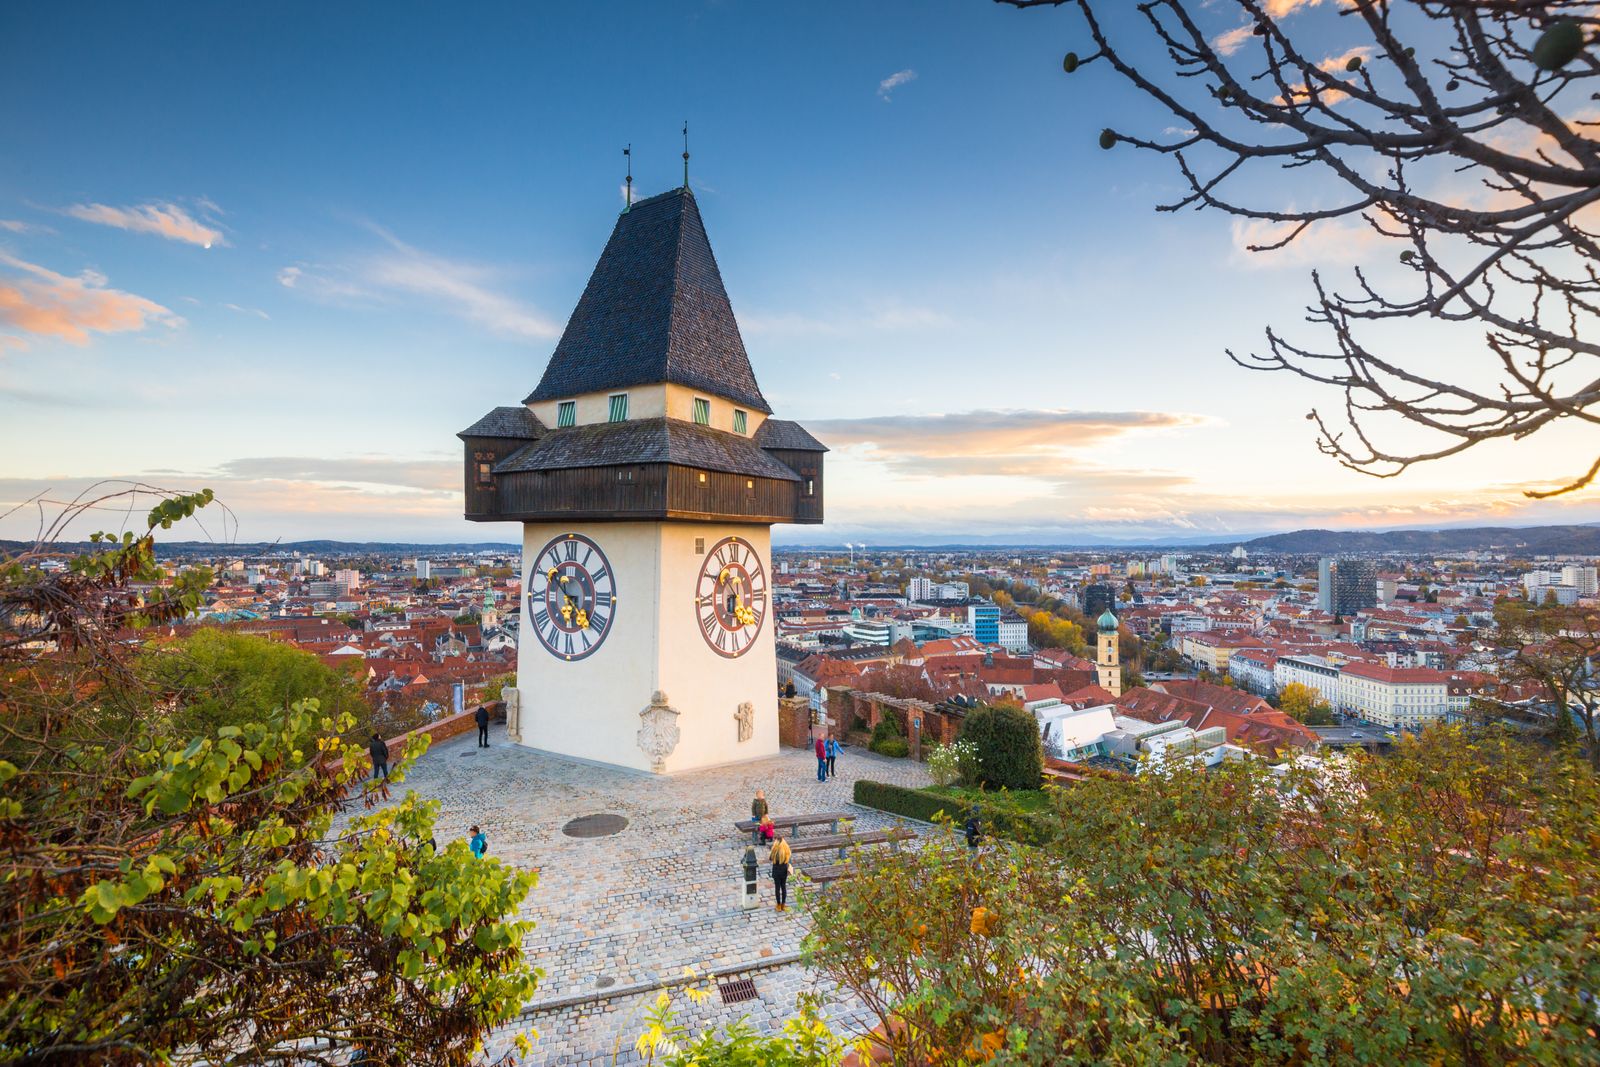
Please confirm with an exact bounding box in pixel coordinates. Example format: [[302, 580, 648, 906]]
[[515, 520, 777, 774]]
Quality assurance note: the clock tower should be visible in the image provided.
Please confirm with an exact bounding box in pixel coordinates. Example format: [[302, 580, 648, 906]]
[[458, 188, 825, 774]]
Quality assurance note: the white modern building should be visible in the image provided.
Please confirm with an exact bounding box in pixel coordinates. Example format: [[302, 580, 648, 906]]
[[1035, 701, 1117, 762]]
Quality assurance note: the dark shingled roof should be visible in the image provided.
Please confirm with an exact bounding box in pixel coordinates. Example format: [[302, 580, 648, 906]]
[[524, 188, 771, 414], [495, 417, 800, 481], [457, 406, 546, 440], [754, 419, 828, 452]]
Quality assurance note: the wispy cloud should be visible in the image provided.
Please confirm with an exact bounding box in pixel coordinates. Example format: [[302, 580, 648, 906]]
[[1213, 24, 1255, 56], [63, 201, 225, 248], [216, 455, 457, 493], [278, 226, 558, 339], [0, 252, 182, 346], [0, 219, 37, 234], [223, 303, 269, 320], [878, 69, 917, 101], [809, 409, 1206, 484]]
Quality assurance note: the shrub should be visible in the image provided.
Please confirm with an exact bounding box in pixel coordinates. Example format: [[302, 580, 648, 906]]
[[870, 735, 910, 758], [927, 739, 979, 787], [852, 779, 1054, 844], [868, 714, 908, 756], [959, 703, 1044, 790]]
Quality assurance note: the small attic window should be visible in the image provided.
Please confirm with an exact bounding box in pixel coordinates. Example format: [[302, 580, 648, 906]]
[[608, 393, 629, 422], [693, 397, 710, 426], [733, 409, 748, 434], [557, 401, 576, 428]]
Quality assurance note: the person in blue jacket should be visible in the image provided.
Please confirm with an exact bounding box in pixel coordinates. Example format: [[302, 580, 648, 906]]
[[825, 736, 842, 778], [469, 825, 488, 858]]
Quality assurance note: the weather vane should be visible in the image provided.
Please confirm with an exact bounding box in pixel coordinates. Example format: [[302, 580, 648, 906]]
[[623, 143, 632, 213], [682, 121, 690, 190]]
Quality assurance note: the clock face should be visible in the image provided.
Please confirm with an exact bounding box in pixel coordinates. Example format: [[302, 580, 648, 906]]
[[694, 536, 767, 658], [527, 533, 617, 660]]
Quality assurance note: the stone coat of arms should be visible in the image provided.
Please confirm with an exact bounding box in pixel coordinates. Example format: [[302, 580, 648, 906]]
[[637, 690, 681, 773]]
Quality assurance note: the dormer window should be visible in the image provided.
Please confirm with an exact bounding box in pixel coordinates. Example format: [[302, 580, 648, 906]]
[[608, 393, 629, 422], [693, 397, 710, 426], [733, 409, 748, 434], [557, 401, 576, 428]]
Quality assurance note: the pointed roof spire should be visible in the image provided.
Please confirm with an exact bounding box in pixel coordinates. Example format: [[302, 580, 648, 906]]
[[525, 188, 771, 413], [682, 121, 690, 190]]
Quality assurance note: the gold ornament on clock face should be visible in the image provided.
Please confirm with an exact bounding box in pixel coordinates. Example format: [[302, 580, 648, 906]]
[[694, 536, 766, 658], [528, 533, 616, 660]]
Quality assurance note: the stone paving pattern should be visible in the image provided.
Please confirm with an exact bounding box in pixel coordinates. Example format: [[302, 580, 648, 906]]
[[389, 725, 931, 1064]]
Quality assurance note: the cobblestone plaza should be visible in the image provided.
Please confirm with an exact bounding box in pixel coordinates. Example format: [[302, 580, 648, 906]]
[[390, 724, 933, 1064]]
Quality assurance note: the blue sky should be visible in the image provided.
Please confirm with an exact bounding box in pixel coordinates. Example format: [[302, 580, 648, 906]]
[[3, 0, 1595, 546]]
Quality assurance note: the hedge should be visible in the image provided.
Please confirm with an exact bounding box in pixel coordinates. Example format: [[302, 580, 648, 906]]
[[852, 779, 1056, 845]]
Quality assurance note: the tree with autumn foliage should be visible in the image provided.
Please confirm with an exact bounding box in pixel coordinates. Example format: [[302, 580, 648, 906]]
[[0, 489, 539, 1065], [804, 727, 1600, 1062], [1495, 597, 1600, 766], [1277, 680, 1337, 726]]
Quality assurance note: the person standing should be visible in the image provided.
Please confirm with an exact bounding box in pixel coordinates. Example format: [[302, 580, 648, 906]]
[[814, 735, 827, 783], [474, 703, 490, 748], [825, 736, 840, 779], [769, 833, 792, 911], [964, 807, 982, 851], [469, 825, 488, 859], [750, 789, 769, 844], [368, 733, 388, 782]]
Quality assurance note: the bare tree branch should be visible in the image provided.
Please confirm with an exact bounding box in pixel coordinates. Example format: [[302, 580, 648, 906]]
[[1003, 0, 1600, 495]]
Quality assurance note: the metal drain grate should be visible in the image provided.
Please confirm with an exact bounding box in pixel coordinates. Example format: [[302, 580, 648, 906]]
[[717, 977, 758, 1005]]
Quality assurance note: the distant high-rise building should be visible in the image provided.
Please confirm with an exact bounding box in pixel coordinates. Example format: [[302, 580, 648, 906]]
[[334, 568, 360, 592], [1561, 564, 1597, 596], [908, 576, 934, 601], [1318, 558, 1376, 617], [415, 559, 432, 580], [1082, 583, 1116, 620]]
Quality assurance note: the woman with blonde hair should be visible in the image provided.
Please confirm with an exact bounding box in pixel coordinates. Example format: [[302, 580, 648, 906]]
[[769, 832, 792, 911]]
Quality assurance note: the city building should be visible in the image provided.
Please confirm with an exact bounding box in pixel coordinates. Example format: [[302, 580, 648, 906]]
[[1318, 557, 1377, 617], [968, 603, 1000, 646], [1338, 661, 1450, 729], [1083, 583, 1116, 619], [996, 613, 1028, 653], [415, 559, 432, 580]]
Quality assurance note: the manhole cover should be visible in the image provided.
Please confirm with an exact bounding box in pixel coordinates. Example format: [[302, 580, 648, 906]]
[[595, 976, 615, 989], [562, 813, 628, 838]]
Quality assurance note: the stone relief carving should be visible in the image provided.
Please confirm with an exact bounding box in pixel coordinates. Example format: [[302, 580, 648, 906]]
[[504, 687, 523, 744], [636, 690, 681, 773], [734, 701, 754, 743]]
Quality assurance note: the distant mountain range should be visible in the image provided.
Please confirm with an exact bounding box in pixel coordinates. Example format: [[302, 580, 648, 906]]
[[0, 539, 521, 559], [1227, 525, 1600, 556], [10, 524, 1600, 559]]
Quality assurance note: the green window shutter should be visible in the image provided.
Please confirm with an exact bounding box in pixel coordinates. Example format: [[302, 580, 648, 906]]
[[693, 397, 710, 425], [557, 401, 575, 428], [733, 409, 747, 434], [608, 394, 628, 422]]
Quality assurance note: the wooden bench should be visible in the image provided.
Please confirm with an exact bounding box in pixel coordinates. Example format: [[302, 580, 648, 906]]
[[798, 862, 854, 885], [786, 827, 914, 861], [734, 811, 852, 843]]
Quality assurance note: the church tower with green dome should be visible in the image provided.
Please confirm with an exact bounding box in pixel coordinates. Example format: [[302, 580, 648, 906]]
[[1095, 609, 1122, 697]]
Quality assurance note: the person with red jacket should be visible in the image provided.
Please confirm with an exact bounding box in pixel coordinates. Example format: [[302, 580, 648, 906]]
[[814, 735, 828, 782]]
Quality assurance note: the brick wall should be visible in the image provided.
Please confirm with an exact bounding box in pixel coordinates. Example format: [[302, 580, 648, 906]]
[[777, 696, 812, 748]]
